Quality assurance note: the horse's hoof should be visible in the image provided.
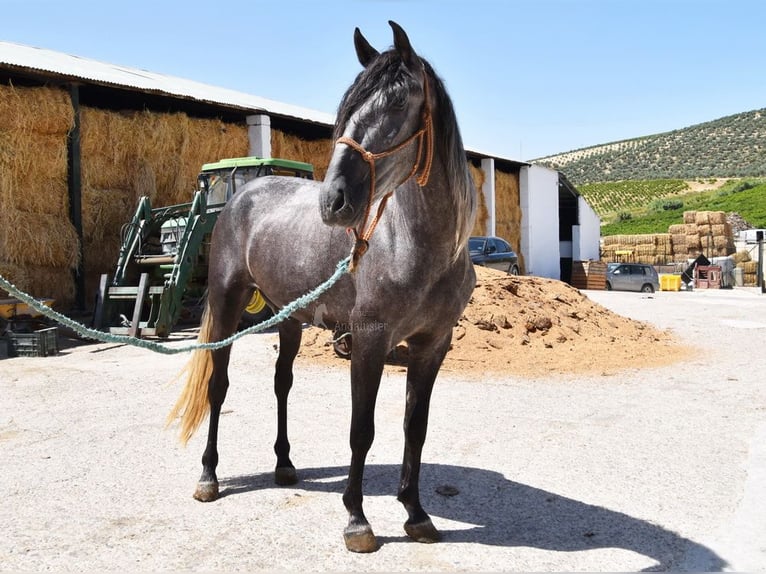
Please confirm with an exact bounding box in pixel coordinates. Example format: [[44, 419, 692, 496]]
[[404, 517, 441, 543], [343, 524, 378, 553], [193, 481, 219, 502], [274, 466, 298, 486]]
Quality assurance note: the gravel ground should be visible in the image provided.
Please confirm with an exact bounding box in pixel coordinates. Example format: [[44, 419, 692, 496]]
[[2, 286, 765, 572]]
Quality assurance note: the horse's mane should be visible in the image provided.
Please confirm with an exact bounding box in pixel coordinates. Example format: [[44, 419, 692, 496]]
[[334, 51, 477, 257]]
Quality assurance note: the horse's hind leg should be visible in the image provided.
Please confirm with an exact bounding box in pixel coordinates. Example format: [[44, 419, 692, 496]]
[[396, 332, 452, 543], [193, 286, 249, 502], [273, 317, 302, 486], [194, 344, 233, 502]]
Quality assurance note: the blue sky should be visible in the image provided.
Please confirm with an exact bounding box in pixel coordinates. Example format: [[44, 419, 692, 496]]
[[2, 0, 764, 161]]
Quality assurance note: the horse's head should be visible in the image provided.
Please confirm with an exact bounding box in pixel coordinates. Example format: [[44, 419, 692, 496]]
[[320, 21, 432, 229]]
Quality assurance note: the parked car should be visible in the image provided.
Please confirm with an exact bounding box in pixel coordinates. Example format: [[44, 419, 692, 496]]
[[469, 236, 520, 275], [606, 263, 660, 293]]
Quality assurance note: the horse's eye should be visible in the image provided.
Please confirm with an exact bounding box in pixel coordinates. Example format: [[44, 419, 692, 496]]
[[391, 93, 408, 111]]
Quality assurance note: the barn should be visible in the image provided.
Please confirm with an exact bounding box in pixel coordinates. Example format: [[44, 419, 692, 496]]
[[0, 40, 600, 312]]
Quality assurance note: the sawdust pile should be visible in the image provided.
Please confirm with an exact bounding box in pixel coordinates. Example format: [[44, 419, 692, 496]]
[[297, 266, 689, 378]]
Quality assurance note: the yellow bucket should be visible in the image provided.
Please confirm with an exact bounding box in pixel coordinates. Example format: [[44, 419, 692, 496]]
[[245, 289, 267, 314]]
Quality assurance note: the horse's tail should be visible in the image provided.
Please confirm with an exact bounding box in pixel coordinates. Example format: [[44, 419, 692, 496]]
[[166, 303, 215, 445]]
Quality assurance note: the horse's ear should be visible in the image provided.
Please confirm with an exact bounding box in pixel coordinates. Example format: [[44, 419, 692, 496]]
[[389, 20, 417, 68], [354, 27, 379, 68]]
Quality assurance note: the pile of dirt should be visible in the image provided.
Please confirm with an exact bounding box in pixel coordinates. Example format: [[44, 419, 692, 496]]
[[295, 266, 689, 378], [726, 211, 753, 234]]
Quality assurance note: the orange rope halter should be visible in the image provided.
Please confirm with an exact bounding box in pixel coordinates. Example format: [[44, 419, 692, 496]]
[[335, 68, 434, 271]]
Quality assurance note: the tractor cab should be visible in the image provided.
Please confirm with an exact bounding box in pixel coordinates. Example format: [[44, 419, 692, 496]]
[[198, 157, 314, 209]]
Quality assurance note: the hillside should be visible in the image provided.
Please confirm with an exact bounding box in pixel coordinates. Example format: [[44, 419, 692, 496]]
[[596, 179, 766, 235], [535, 108, 766, 185]]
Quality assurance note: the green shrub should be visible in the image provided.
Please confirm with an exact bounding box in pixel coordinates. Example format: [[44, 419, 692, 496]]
[[731, 180, 757, 193], [650, 198, 684, 212]]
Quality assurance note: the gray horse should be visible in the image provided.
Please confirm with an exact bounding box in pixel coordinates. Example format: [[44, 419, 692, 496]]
[[169, 21, 477, 553]]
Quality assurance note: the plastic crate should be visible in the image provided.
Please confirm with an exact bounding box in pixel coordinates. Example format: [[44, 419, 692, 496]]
[[6, 326, 59, 357]]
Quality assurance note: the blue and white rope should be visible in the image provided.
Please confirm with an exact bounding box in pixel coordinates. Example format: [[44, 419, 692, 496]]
[[0, 256, 351, 355]]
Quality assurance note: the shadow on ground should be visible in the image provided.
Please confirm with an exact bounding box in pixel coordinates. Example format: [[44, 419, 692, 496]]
[[220, 463, 725, 572]]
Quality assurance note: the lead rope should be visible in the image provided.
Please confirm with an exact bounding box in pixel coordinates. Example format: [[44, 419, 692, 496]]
[[336, 68, 434, 272], [0, 256, 351, 355]]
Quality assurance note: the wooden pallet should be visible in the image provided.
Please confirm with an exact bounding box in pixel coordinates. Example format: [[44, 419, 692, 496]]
[[570, 260, 606, 290]]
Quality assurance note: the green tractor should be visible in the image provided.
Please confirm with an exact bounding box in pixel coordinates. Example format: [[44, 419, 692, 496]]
[[93, 157, 314, 338]]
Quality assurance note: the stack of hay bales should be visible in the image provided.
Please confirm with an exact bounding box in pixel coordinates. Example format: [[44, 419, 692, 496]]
[[79, 107, 248, 302], [602, 210, 736, 265], [0, 84, 78, 306], [668, 211, 734, 260], [733, 250, 758, 286], [600, 233, 672, 265], [494, 170, 523, 273]]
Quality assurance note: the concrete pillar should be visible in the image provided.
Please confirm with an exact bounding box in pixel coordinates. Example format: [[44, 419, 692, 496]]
[[480, 157, 496, 236], [247, 114, 271, 158]]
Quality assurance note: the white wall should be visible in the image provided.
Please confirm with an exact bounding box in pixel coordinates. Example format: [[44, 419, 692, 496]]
[[520, 164, 561, 279], [574, 196, 601, 261]]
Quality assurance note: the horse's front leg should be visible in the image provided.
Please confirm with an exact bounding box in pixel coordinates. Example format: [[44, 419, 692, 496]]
[[397, 331, 452, 543], [273, 318, 302, 486], [342, 329, 387, 553]]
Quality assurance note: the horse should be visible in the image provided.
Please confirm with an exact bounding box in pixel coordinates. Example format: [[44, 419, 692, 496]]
[[168, 20, 477, 553]]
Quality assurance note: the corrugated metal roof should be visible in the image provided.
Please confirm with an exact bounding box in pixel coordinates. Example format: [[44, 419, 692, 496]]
[[0, 40, 335, 126]]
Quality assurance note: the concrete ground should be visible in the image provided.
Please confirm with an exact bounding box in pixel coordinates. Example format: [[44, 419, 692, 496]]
[[1, 286, 765, 571]]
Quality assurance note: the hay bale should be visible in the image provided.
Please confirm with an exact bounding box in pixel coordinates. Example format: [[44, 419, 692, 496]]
[[0, 84, 73, 135], [668, 224, 685, 234], [713, 236, 729, 250], [0, 261, 28, 298], [671, 233, 686, 249], [0, 209, 80, 268], [741, 261, 758, 273], [82, 187, 136, 243], [685, 234, 701, 249], [682, 224, 698, 235], [23, 264, 75, 307], [733, 250, 751, 264], [710, 224, 727, 237], [0, 260, 74, 307], [709, 211, 727, 224], [683, 211, 697, 224], [695, 211, 710, 225], [654, 233, 671, 247], [270, 129, 332, 181], [0, 131, 70, 215], [177, 116, 248, 203], [82, 234, 123, 303]]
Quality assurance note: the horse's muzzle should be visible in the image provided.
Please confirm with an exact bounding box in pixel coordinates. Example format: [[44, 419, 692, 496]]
[[319, 179, 359, 227]]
